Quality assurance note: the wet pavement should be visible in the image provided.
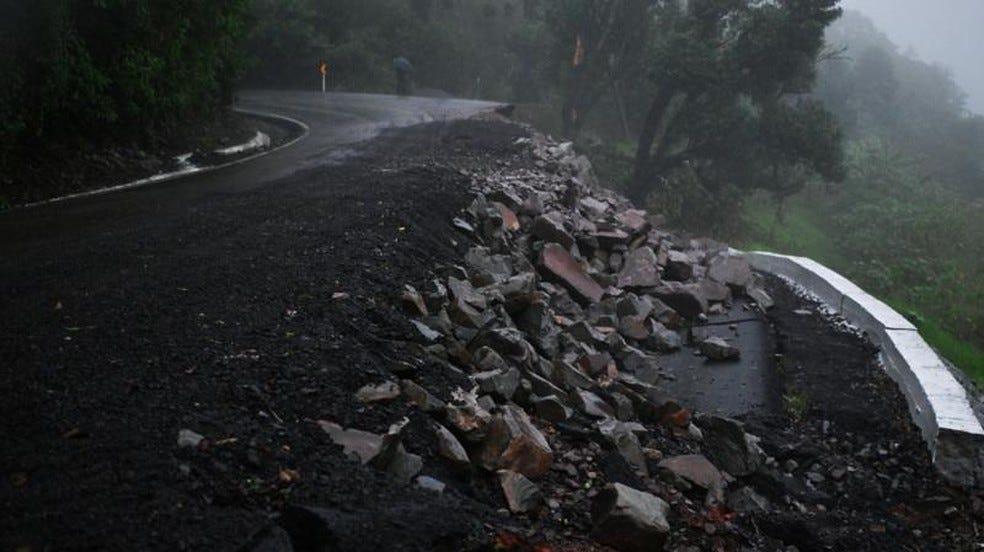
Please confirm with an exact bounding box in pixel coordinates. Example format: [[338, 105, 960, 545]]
[[660, 300, 783, 419], [0, 90, 501, 257]]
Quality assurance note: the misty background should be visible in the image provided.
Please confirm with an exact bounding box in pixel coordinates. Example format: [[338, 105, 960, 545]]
[[842, 0, 984, 115]]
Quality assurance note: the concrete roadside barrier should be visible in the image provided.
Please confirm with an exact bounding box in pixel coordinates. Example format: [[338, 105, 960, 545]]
[[746, 251, 984, 487]]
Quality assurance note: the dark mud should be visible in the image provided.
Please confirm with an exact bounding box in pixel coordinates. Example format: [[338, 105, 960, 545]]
[[0, 119, 527, 551], [738, 274, 982, 551]]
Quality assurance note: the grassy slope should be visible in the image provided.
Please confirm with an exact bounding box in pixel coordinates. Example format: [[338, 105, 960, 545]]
[[738, 195, 984, 385]]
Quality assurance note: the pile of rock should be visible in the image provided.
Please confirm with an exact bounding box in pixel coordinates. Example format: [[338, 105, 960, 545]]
[[329, 131, 779, 550]]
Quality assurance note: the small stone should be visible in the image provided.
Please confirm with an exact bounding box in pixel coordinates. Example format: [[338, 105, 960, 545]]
[[658, 454, 725, 494], [598, 419, 649, 477], [492, 201, 521, 231], [618, 315, 650, 341], [532, 395, 572, 423], [435, 423, 471, 471], [499, 470, 544, 513], [615, 209, 652, 236], [386, 446, 423, 484], [477, 405, 553, 478], [473, 367, 521, 401], [445, 388, 493, 442], [699, 337, 740, 361], [728, 486, 770, 514], [401, 380, 446, 413], [452, 217, 475, 233], [400, 285, 429, 316], [410, 320, 442, 342], [416, 475, 446, 494], [177, 429, 205, 449], [646, 321, 681, 352], [748, 287, 774, 309], [573, 389, 616, 419], [355, 381, 401, 403]]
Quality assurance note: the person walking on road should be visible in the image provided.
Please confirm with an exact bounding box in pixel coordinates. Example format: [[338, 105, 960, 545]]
[[393, 56, 414, 96]]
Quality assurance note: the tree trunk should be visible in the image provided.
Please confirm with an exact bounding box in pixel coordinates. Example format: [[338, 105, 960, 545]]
[[628, 90, 687, 205]]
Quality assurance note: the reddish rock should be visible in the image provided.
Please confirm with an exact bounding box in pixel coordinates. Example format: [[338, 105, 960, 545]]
[[477, 405, 553, 478], [538, 243, 604, 303], [492, 201, 521, 232], [594, 229, 631, 250], [615, 209, 652, 236]]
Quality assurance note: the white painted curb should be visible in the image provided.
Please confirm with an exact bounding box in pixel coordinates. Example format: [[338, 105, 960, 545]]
[[17, 108, 309, 209], [746, 251, 984, 487]]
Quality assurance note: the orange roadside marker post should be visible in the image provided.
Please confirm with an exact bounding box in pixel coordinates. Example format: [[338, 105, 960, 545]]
[[318, 60, 329, 94]]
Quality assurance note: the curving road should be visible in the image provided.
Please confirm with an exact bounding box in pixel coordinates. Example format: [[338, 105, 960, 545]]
[[0, 90, 501, 253]]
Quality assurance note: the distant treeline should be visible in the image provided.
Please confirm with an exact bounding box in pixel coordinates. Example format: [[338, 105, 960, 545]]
[[0, 0, 250, 169], [815, 11, 984, 198]]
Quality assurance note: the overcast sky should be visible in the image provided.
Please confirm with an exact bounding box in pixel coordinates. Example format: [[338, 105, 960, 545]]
[[840, 0, 984, 115]]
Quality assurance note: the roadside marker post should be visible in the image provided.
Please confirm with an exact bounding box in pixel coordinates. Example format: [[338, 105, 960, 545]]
[[318, 60, 329, 94]]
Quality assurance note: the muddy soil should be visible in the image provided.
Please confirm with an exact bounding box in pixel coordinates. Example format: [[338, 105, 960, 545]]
[[0, 119, 526, 551], [737, 274, 982, 551]]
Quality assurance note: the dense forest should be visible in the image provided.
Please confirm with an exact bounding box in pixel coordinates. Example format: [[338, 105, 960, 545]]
[[0, 1, 250, 169], [1, 0, 980, 377]]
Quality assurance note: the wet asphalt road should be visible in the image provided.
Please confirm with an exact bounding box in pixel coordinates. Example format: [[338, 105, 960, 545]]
[[0, 90, 501, 257]]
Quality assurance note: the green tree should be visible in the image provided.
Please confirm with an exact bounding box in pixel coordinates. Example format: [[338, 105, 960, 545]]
[[627, 0, 845, 206]]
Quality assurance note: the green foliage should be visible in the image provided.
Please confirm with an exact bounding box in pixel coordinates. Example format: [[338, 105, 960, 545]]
[[245, 0, 537, 99], [629, 0, 845, 216], [737, 141, 984, 381], [0, 0, 251, 170]]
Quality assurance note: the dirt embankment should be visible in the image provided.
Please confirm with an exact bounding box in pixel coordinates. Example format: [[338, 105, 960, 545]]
[[1, 110, 297, 207], [2, 116, 981, 552]]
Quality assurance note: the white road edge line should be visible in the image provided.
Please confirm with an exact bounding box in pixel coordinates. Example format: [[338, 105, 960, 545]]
[[745, 250, 984, 487], [15, 108, 311, 209]]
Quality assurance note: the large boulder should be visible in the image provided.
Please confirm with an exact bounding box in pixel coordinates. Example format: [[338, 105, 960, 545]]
[[591, 483, 671, 552], [538, 243, 604, 303], [617, 247, 661, 289], [695, 414, 766, 477], [652, 282, 707, 319], [707, 253, 753, 292]]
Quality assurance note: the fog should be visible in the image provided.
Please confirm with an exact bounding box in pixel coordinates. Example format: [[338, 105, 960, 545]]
[[841, 0, 984, 115]]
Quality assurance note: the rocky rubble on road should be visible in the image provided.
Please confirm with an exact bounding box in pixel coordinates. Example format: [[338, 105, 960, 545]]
[[284, 123, 981, 551], [318, 129, 794, 551]]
